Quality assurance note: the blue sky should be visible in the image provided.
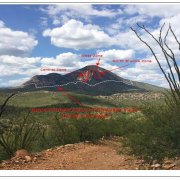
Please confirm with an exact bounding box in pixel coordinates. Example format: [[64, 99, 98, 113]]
[[0, 4, 180, 87]]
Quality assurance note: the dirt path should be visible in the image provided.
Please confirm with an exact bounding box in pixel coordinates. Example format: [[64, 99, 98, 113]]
[[1, 137, 179, 170], [1, 137, 144, 170]]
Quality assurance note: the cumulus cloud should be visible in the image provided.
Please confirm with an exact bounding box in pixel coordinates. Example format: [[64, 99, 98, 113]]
[[97, 49, 135, 61], [106, 14, 149, 35], [41, 52, 80, 67], [43, 19, 115, 50], [0, 20, 38, 56], [0, 52, 82, 87], [0, 56, 41, 77], [116, 61, 168, 88], [41, 4, 119, 25], [6, 77, 31, 87], [105, 4, 180, 56], [123, 4, 180, 18], [0, 20, 4, 27], [115, 22, 180, 65]]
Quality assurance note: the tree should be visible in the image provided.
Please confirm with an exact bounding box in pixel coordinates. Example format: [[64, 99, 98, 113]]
[[131, 24, 180, 107]]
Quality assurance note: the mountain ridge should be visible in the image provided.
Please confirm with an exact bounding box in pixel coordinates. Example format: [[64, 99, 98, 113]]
[[20, 65, 165, 95]]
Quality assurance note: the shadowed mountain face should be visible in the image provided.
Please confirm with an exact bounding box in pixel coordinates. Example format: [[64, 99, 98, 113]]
[[21, 65, 163, 95], [23, 73, 70, 87]]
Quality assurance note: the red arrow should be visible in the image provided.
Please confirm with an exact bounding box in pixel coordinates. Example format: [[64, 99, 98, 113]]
[[109, 64, 130, 72], [57, 86, 84, 106], [100, 64, 130, 76], [96, 58, 101, 66]]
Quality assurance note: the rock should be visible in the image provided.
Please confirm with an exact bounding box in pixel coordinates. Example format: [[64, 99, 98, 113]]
[[64, 144, 74, 147], [46, 149, 52, 152], [57, 146, 63, 150], [25, 156, 32, 162], [151, 163, 161, 169], [64, 144, 75, 150], [14, 149, 29, 158]]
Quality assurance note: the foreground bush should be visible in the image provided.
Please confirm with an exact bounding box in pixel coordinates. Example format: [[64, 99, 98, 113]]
[[43, 115, 107, 146], [51, 115, 80, 145], [123, 104, 180, 163], [0, 112, 41, 157], [73, 118, 106, 142]]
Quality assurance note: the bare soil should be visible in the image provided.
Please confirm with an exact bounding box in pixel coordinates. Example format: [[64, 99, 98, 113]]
[[1, 137, 179, 170]]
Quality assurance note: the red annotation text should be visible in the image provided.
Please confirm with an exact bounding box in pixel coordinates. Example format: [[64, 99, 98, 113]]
[[40, 68, 67, 72], [62, 113, 109, 119], [81, 54, 103, 58], [31, 107, 139, 113], [112, 60, 152, 63]]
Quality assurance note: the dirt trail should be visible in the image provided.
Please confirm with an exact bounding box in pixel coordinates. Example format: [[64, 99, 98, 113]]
[[1, 137, 142, 170], [1, 137, 179, 170]]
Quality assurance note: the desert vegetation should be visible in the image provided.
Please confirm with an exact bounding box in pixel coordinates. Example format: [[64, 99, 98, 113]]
[[0, 89, 179, 168]]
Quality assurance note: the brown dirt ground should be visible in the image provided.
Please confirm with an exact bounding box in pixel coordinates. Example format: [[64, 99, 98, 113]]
[[1, 137, 179, 170]]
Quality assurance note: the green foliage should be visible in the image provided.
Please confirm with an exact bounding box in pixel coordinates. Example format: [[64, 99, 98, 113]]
[[41, 115, 108, 146], [0, 112, 42, 157], [0, 120, 9, 135], [105, 114, 133, 137], [51, 115, 80, 145], [123, 104, 180, 163], [73, 118, 106, 142]]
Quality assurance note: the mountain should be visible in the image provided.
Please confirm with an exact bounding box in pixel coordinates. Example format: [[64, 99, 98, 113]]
[[21, 65, 164, 95], [23, 73, 70, 87]]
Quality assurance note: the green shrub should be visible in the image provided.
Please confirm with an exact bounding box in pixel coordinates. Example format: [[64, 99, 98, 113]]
[[123, 104, 180, 163], [72, 118, 106, 142], [0, 112, 42, 157], [48, 115, 80, 146], [105, 114, 130, 137]]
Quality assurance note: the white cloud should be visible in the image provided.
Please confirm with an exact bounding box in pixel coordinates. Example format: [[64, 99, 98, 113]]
[[116, 63, 168, 88], [0, 20, 4, 27], [0, 52, 81, 81], [40, 17, 49, 28], [43, 19, 115, 50], [123, 4, 180, 18], [0, 20, 38, 56], [104, 4, 180, 58], [0, 55, 41, 77], [115, 30, 148, 51], [41, 52, 80, 67], [115, 22, 180, 64], [106, 14, 149, 35], [98, 49, 135, 62], [0, 55, 40, 66], [6, 77, 31, 87], [41, 4, 119, 25], [159, 14, 180, 54]]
